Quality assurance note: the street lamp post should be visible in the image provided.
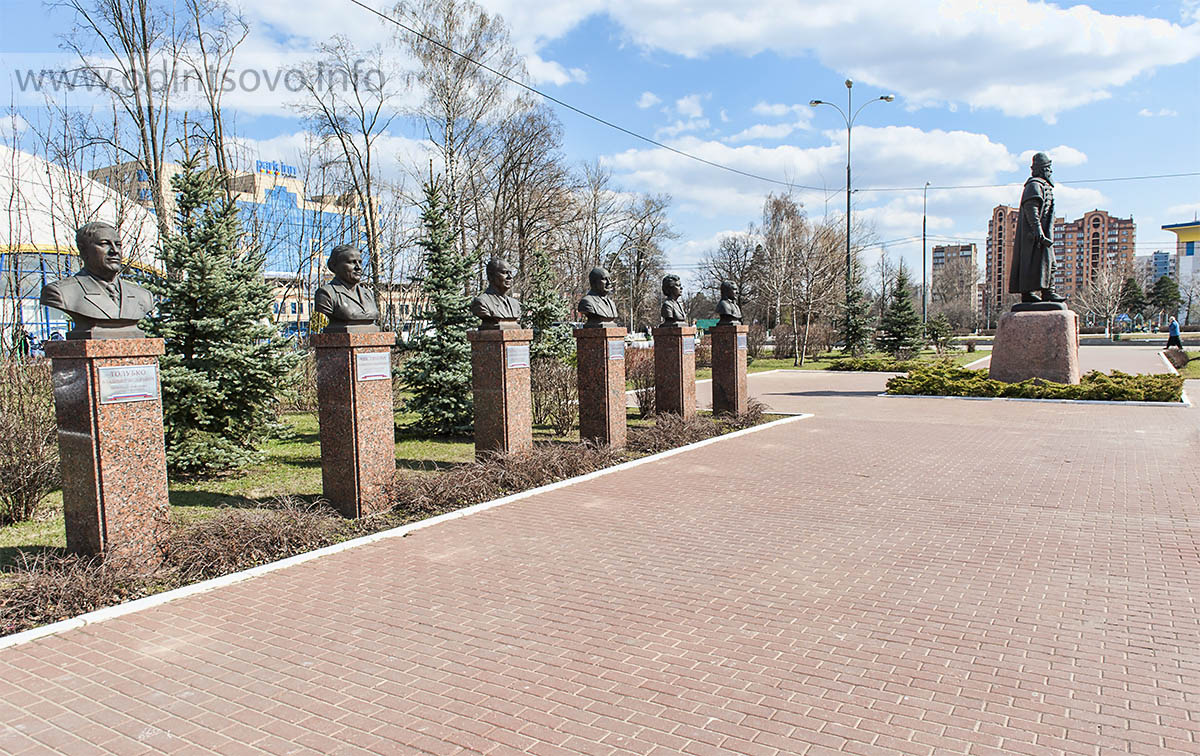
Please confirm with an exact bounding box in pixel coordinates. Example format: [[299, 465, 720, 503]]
[[810, 80, 894, 307], [922, 180, 930, 324]]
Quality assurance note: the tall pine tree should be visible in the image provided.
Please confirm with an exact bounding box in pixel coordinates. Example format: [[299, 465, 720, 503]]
[[399, 178, 473, 435], [520, 246, 573, 361], [838, 283, 874, 357], [146, 149, 298, 477], [876, 265, 924, 359]]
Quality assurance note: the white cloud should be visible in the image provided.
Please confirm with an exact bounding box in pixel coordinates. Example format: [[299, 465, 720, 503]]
[[1018, 146, 1088, 168], [676, 93, 707, 118], [0, 113, 29, 139], [1138, 107, 1178, 117], [751, 101, 805, 118], [655, 118, 710, 139], [525, 54, 587, 86], [723, 122, 804, 144], [636, 91, 661, 109], [719, 109, 730, 123], [471, 0, 1200, 122], [1165, 202, 1200, 219]]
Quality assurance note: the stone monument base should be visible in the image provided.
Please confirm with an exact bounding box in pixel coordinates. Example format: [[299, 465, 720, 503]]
[[652, 326, 696, 418], [45, 338, 170, 565], [575, 327, 627, 448], [468, 328, 533, 458], [312, 331, 397, 518], [989, 309, 1080, 385], [710, 324, 749, 415]]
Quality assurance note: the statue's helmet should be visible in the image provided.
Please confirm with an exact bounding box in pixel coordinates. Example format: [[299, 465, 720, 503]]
[[1031, 152, 1052, 170]]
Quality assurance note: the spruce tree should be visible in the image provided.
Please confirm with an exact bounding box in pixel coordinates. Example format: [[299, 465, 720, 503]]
[[520, 246, 573, 361], [876, 265, 924, 359], [838, 283, 874, 357], [1119, 277, 1147, 317], [146, 150, 298, 477], [1151, 275, 1181, 323], [399, 178, 473, 435]]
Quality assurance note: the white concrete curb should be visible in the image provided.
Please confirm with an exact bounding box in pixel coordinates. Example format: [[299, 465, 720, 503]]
[[963, 355, 991, 369], [878, 392, 1191, 408], [0, 413, 812, 651]]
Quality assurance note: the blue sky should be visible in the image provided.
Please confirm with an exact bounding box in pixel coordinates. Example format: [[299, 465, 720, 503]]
[[3, 0, 1198, 287]]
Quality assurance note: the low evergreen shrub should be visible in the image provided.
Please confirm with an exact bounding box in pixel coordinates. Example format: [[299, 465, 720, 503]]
[[827, 356, 920, 372], [886, 362, 1183, 402]]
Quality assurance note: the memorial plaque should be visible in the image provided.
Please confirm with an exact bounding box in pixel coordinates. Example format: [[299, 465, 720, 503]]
[[737, 333, 748, 350], [683, 336, 695, 354], [97, 365, 159, 405], [505, 344, 530, 369], [608, 339, 625, 360], [355, 351, 391, 381]]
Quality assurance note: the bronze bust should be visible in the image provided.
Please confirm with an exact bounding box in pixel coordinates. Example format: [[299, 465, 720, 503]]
[[660, 274, 687, 326], [470, 258, 521, 329], [715, 281, 743, 326], [39, 221, 155, 339], [313, 245, 380, 333], [578, 266, 619, 328], [1009, 152, 1066, 308]]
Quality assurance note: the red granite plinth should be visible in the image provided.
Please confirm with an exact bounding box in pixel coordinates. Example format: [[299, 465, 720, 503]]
[[313, 332, 397, 518], [575, 327, 627, 448], [45, 338, 170, 565], [711, 324, 749, 416], [468, 329, 533, 459], [652, 326, 697, 419], [989, 310, 1081, 385]]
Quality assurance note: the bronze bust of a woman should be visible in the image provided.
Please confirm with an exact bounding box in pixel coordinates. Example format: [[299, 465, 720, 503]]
[[313, 245, 379, 333]]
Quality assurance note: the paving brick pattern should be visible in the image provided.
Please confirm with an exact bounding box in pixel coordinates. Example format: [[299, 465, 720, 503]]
[[2, 369, 1198, 756]]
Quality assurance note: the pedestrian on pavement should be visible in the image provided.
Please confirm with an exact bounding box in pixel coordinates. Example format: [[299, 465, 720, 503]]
[[1166, 316, 1183, 350]]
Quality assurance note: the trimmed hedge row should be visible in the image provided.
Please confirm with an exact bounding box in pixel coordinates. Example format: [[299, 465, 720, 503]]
[[886, 362, 1183, 402], [826, 357, 920, 372]]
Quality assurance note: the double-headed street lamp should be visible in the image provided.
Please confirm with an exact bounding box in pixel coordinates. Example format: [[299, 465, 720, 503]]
[[810, 79, 894, 306]]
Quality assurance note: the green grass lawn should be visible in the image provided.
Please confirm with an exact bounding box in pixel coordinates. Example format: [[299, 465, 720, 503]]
[[0, 406, 669, 570], [693, 349, 985, 380]]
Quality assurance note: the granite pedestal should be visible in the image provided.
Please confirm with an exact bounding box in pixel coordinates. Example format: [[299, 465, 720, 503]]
[[313, 332, 397, 518], [575, 327, 627, 448], [710, 324, 749, 416], [652, 326, 697, 419], [468, 329, 533, 458], [45, 338, 170, 565], [989, 309, 1081, 385]]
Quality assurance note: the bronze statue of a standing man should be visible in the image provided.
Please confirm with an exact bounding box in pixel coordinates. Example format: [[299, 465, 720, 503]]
[[1009, 152, 1065, 305]]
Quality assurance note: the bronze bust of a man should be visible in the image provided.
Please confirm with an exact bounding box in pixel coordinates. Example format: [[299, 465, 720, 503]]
[[1009, 152, 1065, 307], [313, 245, 379, 333], [470, 258, 521, 329], [39, 221, 155, 339], [578, 266, 619, 328], [715, 281, 743, 326], [660, 274, 687, 326]]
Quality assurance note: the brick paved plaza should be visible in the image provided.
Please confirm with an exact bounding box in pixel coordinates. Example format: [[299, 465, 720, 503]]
[[2, 347, 1197, 755]]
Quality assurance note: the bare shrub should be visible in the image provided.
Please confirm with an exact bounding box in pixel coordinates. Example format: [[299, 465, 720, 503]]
[[627, 414, 721, 454], [531, 357, 577, 435], [389, 443, 623, 518], [721, 397, 768, 430], [694, 335, 712, 368], [772, 325, 796, 360], [626, 347, 655, 418], [162, 497, 367, 583], [279, 350, 318, 413], [0, 553, 154, 637], [0, 360, 60, 526], [746, 324, 768, 359]]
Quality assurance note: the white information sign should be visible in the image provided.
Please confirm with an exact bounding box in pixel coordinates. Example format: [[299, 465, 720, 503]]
[[737, 333, 748, 350], [683, 336, 695, 354], [98, 365, 160, 405], [355, 352, 391, 381], [607, 340, 625, 361], [506, 345, 530, 369]]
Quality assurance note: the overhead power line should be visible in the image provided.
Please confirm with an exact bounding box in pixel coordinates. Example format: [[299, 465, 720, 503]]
[[347, 0, 1200, 195]]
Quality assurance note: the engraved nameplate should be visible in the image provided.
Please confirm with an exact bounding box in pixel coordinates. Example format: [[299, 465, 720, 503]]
[[683, 336, 695, 354], [608, 340, 625, 360], [98, 365, 159, 404], [506, 344, 530, 369], [737, 333, 748, 350], [355, 351, 391, 381]]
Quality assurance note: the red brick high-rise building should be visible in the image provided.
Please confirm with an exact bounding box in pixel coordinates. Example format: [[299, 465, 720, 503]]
[[984, 206, 1135, 325]]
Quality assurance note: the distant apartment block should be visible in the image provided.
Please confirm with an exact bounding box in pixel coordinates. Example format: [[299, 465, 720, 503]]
[[1134, 250, 1176, 289], [1163, 220, 1199, 286], [931, 243, 976, 271]]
